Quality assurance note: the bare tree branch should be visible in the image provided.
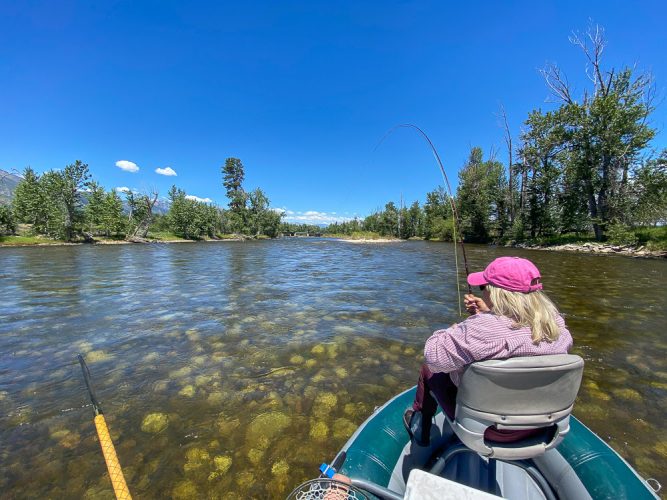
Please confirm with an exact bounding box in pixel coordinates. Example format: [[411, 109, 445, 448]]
[[539, 63, 574, 104]]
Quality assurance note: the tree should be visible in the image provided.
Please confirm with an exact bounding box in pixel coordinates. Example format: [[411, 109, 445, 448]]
[[0, 204, 16, 234], [457, 148, 508, 242], [101, 190, 125, 236], [222, 157, 247, 232], [126, 189, 159, 241], [59, 160, 92, 241], [423, 187, 453, 240], [12, 167, 46, 230], [540, 24, 656, 240], [84, 181, 106, 235], [630, 150, 667, 226]]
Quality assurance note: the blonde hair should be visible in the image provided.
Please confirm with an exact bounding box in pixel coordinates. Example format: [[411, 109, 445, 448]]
[[488, 285, 562, 344]]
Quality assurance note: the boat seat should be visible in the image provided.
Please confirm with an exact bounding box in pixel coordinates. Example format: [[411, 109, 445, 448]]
[[445, 354, 584, 461]]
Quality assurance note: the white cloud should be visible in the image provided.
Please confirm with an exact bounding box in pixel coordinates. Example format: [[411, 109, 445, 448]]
[[282, 209, 356, 225], [185, 195, 213, 203], [115, 160, 139, 173], [155, 167, 177, 176], [115, 186, 131, 193]]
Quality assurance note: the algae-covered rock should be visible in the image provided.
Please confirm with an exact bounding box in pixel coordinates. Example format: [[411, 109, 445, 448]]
[[311, 344, 326, 355], [333, 418, 358, 440], [216, 416, 240, 437], [246, 411, 291, 447], [141, 413, 169, 434], [655, 441, 667, 458], [247, 448, 265, 465], [214, 455, 232, 474], [83, 485, 115, 500], [86, 350, 112, 363], [169, 366, 193, 379], [312, 392, 338, 418], [271, 459, 290, 476], [172, 480, 198, 499], [179, 385, 195, 397], [309, 420, 329, 441], [207, 391, 225, 404], [611, 388, 642, 402], [290, 355, 305, 365], [184, 447, 210, 472], [143, 352, 160, 363], [236, 471, 255, 490]]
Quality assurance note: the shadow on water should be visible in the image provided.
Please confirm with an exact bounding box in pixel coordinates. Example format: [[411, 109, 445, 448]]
[[0, 240, 665, 497]]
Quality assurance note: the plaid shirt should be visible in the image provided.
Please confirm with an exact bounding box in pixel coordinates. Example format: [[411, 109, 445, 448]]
[[424, 312, 573, 386]]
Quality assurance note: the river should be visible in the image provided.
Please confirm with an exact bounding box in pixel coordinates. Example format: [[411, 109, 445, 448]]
[[0, 239, 665, 498]]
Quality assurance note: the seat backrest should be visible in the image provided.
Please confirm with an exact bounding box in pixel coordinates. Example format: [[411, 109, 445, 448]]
[[450, 354, 584, 460]]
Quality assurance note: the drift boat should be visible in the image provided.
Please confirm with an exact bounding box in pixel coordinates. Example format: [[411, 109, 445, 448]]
[[289, 355, 661, 500]]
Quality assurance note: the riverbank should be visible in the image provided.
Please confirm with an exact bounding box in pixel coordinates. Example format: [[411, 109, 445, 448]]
[[510, 241, 667, 258], [0, 234, 247, 247]]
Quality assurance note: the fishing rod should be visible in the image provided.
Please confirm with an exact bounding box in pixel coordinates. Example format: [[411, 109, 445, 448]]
[[77, 354, 132, 500], [375, 124, 472, 314]]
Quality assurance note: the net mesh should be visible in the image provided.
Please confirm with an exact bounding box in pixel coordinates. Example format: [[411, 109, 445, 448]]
[[286, 478, 369, 500]]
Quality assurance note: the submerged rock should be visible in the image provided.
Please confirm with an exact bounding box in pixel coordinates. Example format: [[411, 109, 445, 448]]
[[245, 411, 291, 448], [184, 447, 210, 472], [179, 385, 195, 397], [172, 480, 198, 499], [141, 413, 169, 434], [271, 459, 290, 476], [333, 418, 358, 440], [309, 420, 329, 441]]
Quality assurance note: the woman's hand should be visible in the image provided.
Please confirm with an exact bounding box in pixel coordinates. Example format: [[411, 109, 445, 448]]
[[464, 294, 490, 314]]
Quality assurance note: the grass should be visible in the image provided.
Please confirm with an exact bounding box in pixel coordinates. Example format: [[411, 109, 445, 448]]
[[146, 231, 188, 241], [635, 226, 667, 251], [0, 235, 66, 245], [324, 231, 393, 240]]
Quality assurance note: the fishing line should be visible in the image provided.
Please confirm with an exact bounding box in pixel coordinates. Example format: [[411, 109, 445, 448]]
[[374, 124, 472, 315]]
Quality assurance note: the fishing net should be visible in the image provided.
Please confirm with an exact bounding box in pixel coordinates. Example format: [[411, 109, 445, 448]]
[[286, 478, 369, 500]]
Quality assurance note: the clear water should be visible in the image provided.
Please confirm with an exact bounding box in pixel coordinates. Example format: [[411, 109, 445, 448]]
[[0, 240, 665, 498]]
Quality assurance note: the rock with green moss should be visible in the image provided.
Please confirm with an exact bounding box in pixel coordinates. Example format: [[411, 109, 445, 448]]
[[179, 385, 195, 397], [184, 447, 210, 473], [246, 411, 291, 448], [141, 413, 169, 434], [309, 420, 329, 441], [333, 418, 358, 440], [213, 455, 232, 474], [271, 459, 290, 476], [172, 480, 198, 499]]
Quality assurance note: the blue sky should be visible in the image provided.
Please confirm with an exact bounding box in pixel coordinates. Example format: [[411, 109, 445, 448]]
[[1, 1, 666, 224]]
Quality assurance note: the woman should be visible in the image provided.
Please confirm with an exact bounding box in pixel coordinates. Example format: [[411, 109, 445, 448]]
[[403, 256, 573, 446]]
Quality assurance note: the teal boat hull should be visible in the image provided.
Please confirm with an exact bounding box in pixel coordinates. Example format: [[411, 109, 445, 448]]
[[335, 387, 658, 499]]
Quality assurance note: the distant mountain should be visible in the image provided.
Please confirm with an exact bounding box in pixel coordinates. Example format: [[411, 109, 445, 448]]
[[0, 169, 22, 204]]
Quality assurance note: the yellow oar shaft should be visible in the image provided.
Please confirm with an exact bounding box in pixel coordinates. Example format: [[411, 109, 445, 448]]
[[94, 414, 132, 500]]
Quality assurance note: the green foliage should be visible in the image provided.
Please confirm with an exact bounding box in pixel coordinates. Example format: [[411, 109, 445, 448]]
[[606, 222, 638, 246], [457, 147, 508, 242], [12, 167, 46, 229], [167, 186, 220, 240], [0, 204, 16, 234]]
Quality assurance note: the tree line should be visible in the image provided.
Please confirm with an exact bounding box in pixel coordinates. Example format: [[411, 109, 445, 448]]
[[321, 26, 667, 245], [2, 157, 282, 241]]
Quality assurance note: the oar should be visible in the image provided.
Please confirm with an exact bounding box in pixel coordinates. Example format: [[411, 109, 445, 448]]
[[77, 354, 132, 500]]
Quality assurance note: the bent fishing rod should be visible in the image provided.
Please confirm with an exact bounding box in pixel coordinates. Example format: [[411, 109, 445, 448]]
[[78, 354, 132, 500], [376, 123, 472, 314]]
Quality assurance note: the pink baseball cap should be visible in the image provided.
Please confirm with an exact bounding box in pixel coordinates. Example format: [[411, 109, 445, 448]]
[[467, 256, 543, 293]]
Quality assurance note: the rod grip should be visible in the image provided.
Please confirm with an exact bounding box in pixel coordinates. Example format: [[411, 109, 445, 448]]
[[94, 414, 132, 500]]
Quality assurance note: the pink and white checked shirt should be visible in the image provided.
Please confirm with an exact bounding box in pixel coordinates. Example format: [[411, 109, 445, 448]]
[[424, 312, 573, 386]]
